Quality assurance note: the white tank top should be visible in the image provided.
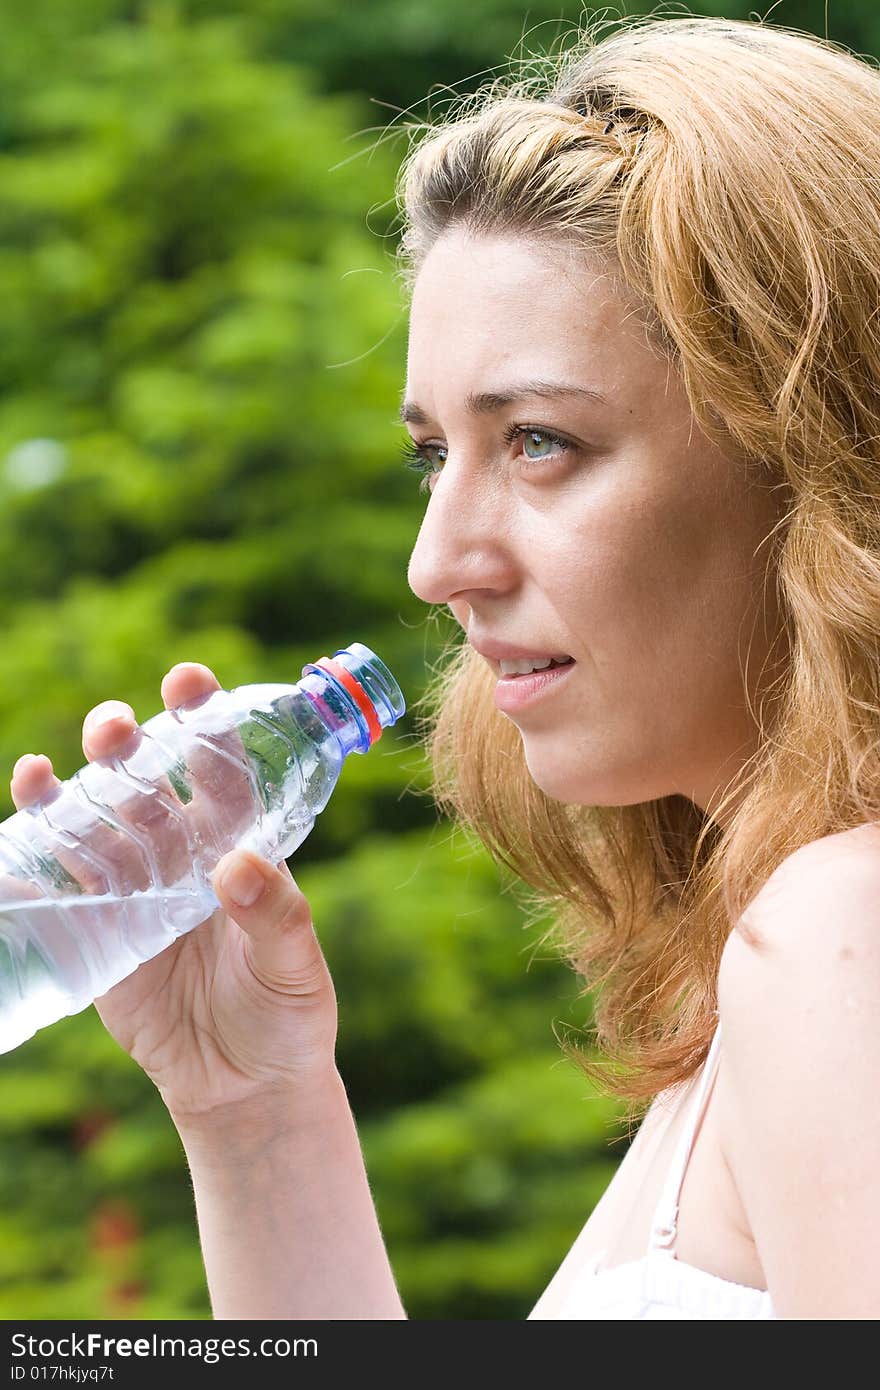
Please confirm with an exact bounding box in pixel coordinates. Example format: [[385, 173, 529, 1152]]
[[529, 1024, 776, 1319]]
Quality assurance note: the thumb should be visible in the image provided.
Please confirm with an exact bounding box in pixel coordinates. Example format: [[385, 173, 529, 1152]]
[[211, 848, 326, 993]]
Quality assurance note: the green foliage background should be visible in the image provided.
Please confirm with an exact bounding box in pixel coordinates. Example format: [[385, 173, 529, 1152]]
[[0, 0, 875, 1320]]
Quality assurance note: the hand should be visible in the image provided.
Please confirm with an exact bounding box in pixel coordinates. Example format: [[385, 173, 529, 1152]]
[[9, 663, 339, 1123]]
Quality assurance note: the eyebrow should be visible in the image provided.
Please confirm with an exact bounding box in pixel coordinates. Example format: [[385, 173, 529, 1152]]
[[398, 379, 609, 425]]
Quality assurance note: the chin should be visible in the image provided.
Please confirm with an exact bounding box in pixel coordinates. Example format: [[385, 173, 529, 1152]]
[[521, 743, 665, 809], [520, 749, 593, 805]]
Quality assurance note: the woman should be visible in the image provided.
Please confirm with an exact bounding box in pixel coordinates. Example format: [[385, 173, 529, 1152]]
[[10, 14, 880, 1318]]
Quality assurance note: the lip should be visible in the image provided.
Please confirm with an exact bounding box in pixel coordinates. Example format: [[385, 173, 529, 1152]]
[[492, 659, 576, 713], [468, 637, 574, 667]]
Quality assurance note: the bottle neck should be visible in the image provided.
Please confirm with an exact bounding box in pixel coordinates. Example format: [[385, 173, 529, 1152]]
[[298, 670, 371, 756]]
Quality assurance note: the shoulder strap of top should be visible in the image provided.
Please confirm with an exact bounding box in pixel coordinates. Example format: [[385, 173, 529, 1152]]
[[647, 1021, 723, 1256]]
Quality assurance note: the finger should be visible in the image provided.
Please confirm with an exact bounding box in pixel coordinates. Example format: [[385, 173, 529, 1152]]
[[156, 663, 229, 816], [160, 662, 221, 711], [80, 664, 221, 764], [211, 850, 326, 993], [72, 665, 226, 897], [12, 731, 152, 896], [82, 701, 138, 763], [79, 665, 218, 857], [10, 753, 61, 810], [75, 691, 181, 892], [157, 663, 260, 850], [5, 754, 99, 898], [9, 669, 222, 902]]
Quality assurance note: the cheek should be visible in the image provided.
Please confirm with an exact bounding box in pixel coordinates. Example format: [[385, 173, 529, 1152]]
[[563, 490, 747, 688]]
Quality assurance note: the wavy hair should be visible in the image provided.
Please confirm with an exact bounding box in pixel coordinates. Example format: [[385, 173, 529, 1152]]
[[392, 11, 880, 1103]]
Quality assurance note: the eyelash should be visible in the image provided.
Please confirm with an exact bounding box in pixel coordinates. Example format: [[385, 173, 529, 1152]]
[[398, 423, 575, 495]]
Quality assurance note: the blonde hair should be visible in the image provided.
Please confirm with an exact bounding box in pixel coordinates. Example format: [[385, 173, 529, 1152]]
[[392, 11, 880, 1103]]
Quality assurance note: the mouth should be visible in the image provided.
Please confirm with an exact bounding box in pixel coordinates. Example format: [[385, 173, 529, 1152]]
[[492, 656, 577, 714], [494, 656, 575, 678]]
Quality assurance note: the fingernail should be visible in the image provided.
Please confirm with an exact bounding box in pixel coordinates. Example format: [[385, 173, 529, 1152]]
[[220, 858, 267, 908], [12, 754, 37, 776], [88, 701, 131, 730], [167, 662, 213, 679]]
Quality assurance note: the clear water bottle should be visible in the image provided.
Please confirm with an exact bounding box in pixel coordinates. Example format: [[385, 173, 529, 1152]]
[[0, 641, 406, 1055]]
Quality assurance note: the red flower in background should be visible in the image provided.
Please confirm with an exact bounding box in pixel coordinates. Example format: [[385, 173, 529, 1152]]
[[90, 1197, 146, 1313], [91, 1198, 138, 1252], [72, 1107, 114, 1152]]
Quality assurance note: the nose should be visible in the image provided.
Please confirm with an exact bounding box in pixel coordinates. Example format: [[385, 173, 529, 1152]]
[[406, 462, 515, 607]]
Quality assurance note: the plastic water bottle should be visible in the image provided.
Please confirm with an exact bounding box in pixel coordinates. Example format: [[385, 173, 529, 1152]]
[[0, 641, 406, 1055]]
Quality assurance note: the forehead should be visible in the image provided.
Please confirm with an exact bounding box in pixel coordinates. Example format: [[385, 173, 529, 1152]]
[[409, 228, 621, 326], [405, 228, 667, 400]]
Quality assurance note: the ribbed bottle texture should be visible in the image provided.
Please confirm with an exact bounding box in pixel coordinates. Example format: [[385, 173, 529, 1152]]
[[0, 642, 405, 1054]]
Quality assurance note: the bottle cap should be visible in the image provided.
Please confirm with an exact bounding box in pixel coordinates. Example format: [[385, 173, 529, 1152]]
[[301, 643, 405, 754], [311, 656, 383, 748]]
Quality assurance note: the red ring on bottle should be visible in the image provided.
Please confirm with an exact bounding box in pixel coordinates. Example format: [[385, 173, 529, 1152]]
[[313, 656, 382, 748]]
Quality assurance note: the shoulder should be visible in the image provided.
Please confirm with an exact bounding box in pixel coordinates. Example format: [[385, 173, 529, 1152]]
[[719, 820, 880, 1023], [715, 823, 880, 1315]]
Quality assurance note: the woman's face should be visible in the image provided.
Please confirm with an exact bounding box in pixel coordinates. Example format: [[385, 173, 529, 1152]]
[[404, 227, 789, 821]]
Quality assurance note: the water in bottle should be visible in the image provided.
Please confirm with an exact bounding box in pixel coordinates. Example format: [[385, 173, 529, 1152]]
[[0, 642, 406, 1054]]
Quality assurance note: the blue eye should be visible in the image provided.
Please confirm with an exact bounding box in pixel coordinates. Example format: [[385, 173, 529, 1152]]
[[398, 439, 447, 495], [516, 427, 569, 461], [399, 425, 573, 495]]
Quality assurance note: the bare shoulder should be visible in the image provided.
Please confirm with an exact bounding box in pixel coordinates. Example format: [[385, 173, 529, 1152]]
[[720, 820, 880, 1004], [715, 823, 880, 1315], [717, 818, 880, 1088]]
